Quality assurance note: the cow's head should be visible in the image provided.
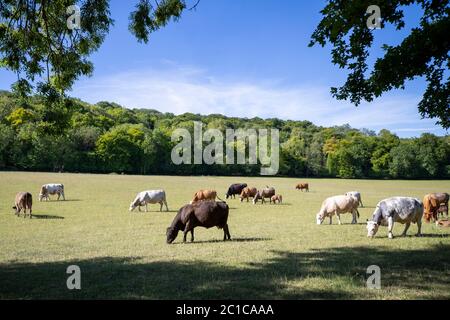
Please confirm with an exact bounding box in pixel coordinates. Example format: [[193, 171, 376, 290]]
[[129, 200, 140, 212], [316, 213, 325, 225], [166, 227, 179, 244], [366, 220, 379, 238]]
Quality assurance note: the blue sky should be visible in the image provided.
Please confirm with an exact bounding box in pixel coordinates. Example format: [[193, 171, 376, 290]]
[[0, 0, 447, 137]]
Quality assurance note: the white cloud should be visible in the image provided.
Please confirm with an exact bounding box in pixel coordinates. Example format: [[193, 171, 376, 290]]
[[71, 65, 447, 137]]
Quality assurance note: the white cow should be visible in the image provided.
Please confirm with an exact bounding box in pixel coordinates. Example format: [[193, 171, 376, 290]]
[[345, 191, 363, 207], [316, 195, 360, 225], [39, 184, 65, 201], [129, 190, 169, 212]]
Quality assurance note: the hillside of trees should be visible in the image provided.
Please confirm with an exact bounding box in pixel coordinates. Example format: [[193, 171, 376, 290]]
[[0, 90, 448, 179]]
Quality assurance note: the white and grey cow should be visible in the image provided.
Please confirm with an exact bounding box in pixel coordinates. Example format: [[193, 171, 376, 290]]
[[345, 191, 363, 207], [316, 195, 360, 225], [39, 183, 65, 201], [367, 197, 423, 239], [129, 190, 169, 212]]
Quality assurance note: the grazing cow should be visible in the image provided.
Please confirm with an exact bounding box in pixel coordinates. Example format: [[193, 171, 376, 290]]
[[345, 191, 363, 207], [166, 201, 231, 243], [39, 184, 65, 201], [438, 204, 448, 218], [12, 192, 32, 218], [129, 190, 169, 212], [423, 193, 449, 222], [239, 187, 257, 202], [253, 187, 276, 204], [225, 183, 247, 199], [366, 197, 423, 239], [271, 194, 283, 204], [190, 190, 218, 204], [316, 195, 360, 225], [295, 183, 309, 192]]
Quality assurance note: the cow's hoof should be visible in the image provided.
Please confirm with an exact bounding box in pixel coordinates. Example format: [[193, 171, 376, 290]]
[[415, 233, 422, 237], [388, 233, 394, 239]]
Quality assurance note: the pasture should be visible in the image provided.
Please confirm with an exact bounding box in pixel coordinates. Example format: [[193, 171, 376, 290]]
[[0, 171, 449, 299]]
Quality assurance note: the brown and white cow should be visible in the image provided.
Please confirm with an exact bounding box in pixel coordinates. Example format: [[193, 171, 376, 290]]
[[253, 187, 276, 204], [271, 194, 283, 204], [423, 193, 449, 222], [239, 187, 257, 202], [12, 192, 33, 218]]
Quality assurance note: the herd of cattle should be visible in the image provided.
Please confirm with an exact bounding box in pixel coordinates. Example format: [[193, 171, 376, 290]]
[[11, 182, 449, 243]]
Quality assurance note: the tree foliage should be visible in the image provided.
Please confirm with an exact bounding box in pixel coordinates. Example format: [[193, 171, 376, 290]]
[[0, 91, 448, 178], [310, 0, 450, 128]]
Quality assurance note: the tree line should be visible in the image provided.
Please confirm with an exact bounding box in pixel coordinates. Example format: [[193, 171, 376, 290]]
[[0, 91, 448, 179]]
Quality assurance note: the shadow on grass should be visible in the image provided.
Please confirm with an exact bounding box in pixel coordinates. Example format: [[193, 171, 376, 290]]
[[31, 214, 64, 220], [0, 244, 449, 299], [172, 237, 272, 245]]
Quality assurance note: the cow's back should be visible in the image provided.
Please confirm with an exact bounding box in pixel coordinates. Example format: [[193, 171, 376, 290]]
[[193, 201, 229, 228], [382, 197, 423, 223]]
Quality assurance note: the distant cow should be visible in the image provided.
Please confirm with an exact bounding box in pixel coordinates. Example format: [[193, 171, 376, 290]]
[[271, 194, 283, 204], [225, 183, 247, 199], [166, 201, 231, 243], [253, 187, 276, 204], [295, 183, 309, 192], [345, 191, 363, 207], [129, 190, 169, 212], [423, 193, 449, 222], [191, 190, 218, 204], [39, 184, 65, 201], [367, 197, 423, 239], [12, 192, 32, 218], [240, 187, 257, 202], [316, 195, 360, 225]]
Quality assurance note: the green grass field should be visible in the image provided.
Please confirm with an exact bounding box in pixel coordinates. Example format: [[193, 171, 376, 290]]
[[0, 171, 449, 299]]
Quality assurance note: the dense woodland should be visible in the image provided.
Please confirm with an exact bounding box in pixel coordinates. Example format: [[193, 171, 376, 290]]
[[0, 91, 448, 179]]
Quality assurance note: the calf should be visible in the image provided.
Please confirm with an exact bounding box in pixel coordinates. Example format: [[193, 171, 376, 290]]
[[316, 195, 359, 225], [345, 191, 363, 207], [239, 187, 257, 202], [253, 187, 276, 204], [225, 183, 247, 199], [39, 183, 65, 201], [367, 197, 423, 239], [271, 194, 283, 204], [166, 201, 231, 243], [13, 192, 33, 218], [129, 190, 169, 212], [295, 183, 309, 192]]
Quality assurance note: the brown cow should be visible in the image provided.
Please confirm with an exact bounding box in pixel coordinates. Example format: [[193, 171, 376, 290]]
[[253, 187, 275, 204], [239, 187, 257, 202], [437, 219, 450, 227], [295, 183, 309, 192], [12, 192, 33, 218], [166, 201, 231, 243], [190, 190, 218, 204], [423, 193, 449, 222], [271, 194, 283, 204]]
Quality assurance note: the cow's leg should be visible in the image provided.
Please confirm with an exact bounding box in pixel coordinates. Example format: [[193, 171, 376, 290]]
[[138, 205, 141, 212], [387, 216, 394, 239], [351, 210, 357, 224], [223, 224, 231, 240], [190, 229, 194, 242], [335, 211, 342, 225], [145, 203, 148, 212], [183, 222, 194, 243], [159, 201, 163, 212], [62, 191, 65, 201], [416, 219, 422, 237], [360, 200, 364, 207], [401, 222, 410, 237], [164, 200, 169, 212]]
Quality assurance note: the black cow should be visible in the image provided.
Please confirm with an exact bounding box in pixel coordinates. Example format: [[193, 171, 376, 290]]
[[225, 183, 247, 199], [166, 201, 231, 243]]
